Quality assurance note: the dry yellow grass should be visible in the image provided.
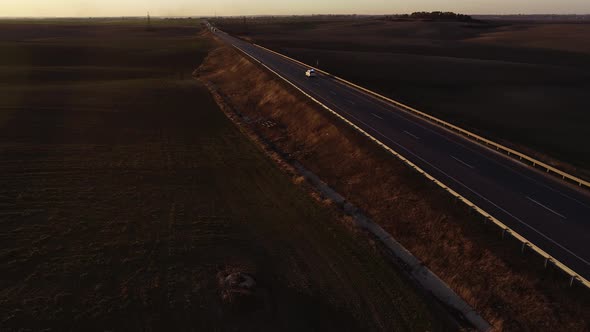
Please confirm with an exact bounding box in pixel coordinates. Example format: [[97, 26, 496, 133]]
[[198, 38, 590, 331]]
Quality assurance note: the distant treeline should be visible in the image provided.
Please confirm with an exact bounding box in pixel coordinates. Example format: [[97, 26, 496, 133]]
[[386, 11, 473, 22]]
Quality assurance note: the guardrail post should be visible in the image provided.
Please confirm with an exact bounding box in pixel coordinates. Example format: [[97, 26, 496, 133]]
[[248, 42, 590, 289]]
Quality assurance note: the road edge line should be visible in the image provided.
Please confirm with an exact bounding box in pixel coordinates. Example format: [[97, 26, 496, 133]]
[[253, 43, 590, 190], [231, 44, 494, 331], [228, 42, 590, 290]]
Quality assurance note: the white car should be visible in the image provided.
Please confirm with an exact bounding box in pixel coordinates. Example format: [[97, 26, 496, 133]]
[[305, 69, 317, 77]]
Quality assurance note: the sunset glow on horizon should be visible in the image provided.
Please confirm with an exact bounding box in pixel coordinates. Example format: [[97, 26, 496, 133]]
[[2, 0, 590, 17]]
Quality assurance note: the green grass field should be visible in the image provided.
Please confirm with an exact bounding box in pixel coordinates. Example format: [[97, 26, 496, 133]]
[[0, 20, 448, 330]]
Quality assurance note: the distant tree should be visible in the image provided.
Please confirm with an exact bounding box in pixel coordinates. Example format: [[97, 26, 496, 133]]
[[409, 11, 472, 22]]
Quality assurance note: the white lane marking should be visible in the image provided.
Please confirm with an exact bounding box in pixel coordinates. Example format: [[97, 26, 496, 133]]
[[347, 99, 356, 105], [330, 90, 337, 96], [240, 44, 590, 267], [451, 155, 475, 169], [526, 196, 567, 220], [371, 100, 590, 210], [371, 113, 383, 120], [313, 81, 320, 86], [235, 43, 590, 268], [303, 92, 590, 267], [327, 79, 590, 210], [403, 130, 420, 140]]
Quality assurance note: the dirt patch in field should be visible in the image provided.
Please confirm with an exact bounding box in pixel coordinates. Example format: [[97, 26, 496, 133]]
[[198, 36, 590, 331]]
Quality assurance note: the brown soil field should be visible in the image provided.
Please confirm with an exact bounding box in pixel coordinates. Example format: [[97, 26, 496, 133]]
[[199, 33, 590, 331], [468, 23, 590, 54], [211, 17, 590, 178], [0, 21, 449, 330]]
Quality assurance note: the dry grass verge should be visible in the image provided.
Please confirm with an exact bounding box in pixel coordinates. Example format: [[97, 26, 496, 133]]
[[212, 17, 590, 176], [197, 37, 590, 331]]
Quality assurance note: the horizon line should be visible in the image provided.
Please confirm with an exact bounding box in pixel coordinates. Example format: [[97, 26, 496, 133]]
[[2, 13, 590, 19]]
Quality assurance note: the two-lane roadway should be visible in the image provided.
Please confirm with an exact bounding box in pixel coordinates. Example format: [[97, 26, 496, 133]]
[[212, 28, 590, 282]]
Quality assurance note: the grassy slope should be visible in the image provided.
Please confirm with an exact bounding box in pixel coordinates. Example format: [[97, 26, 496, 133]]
[[200, 37, 590, 331], [212, 18, 590, 175], [0, 21, 446, 330]]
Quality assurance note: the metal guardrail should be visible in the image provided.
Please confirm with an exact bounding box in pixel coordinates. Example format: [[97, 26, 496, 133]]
[[254, 44, 590, 191], [230, 44, 492, 331], [234, 42, 590, 289]]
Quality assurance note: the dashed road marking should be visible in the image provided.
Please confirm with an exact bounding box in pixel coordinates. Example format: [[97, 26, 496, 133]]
[[232, 42, 590, 269], [527, 196, 567, 219], [371, 113, 383, 120], [403, 130, 420, 140], [450, 155, 475, 169]]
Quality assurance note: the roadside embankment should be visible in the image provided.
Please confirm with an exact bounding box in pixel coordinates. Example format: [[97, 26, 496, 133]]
[[197, 35, 589, 331]]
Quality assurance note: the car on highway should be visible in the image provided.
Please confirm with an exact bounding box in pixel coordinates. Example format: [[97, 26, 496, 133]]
[[305, 69, 317, 77]]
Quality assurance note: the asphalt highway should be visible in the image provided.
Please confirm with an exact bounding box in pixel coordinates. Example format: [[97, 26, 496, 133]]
[[212, 28, 590, 281]]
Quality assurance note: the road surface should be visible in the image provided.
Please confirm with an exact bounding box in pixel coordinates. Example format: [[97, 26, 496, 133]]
[[212, 28, 590, 282]]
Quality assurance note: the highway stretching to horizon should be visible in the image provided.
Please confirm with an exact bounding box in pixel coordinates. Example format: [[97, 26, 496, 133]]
[[210, 25, 590, 282]]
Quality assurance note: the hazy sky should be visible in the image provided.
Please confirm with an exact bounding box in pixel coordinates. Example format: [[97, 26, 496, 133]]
[[2, 0, 590, 17]]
